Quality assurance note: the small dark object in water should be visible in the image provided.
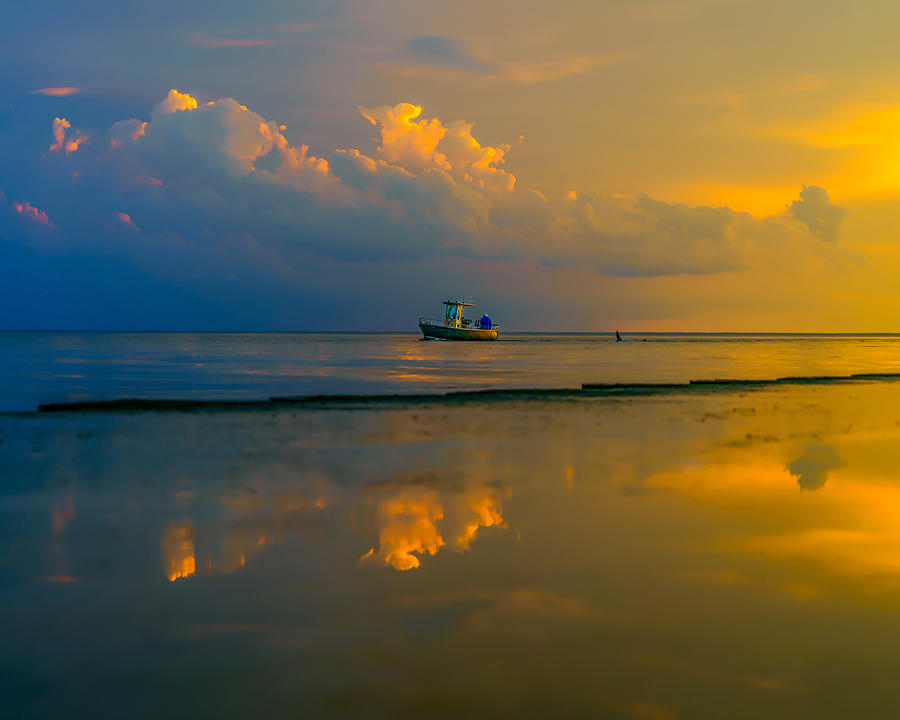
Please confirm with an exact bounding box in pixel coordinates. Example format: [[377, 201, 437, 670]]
[[616, 330, 623, 342]]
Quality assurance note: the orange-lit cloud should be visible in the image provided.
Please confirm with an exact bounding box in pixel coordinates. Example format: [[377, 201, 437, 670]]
[[53, 89, 847, 282], [153, 89, 198, 116], [30, 87, 80, 96], [72, 92, 850, 285], [442, 120, 515, 192], [359, 102, 515, 191], [115, 212, 137, 229], [49, 117, 86, 154], [360, 103, 450, 171], [133, 176, 163, 187], [49, 117, 69, 150], [108, 119, 147, 148], [14, 200, 53, 226]]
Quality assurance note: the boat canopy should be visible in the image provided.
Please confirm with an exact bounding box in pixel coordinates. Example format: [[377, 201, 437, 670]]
[[443, 300, 475, 327]]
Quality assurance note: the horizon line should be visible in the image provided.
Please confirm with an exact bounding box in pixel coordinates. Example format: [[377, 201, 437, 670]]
[[6, 329, 900, 336]]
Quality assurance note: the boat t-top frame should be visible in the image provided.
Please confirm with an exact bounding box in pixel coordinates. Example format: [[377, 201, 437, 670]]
[[442, 300, 476, 329]]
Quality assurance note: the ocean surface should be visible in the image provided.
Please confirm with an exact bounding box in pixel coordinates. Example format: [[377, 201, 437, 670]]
[[5, 331, 900, 411], [6, 333, 900, 717]]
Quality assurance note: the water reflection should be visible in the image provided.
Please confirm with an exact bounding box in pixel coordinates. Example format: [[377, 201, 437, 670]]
[[162, 523, 196, 581], [9, 382, 900, 717], [360, 484, 506, 570], [788, 444, 842, 491]]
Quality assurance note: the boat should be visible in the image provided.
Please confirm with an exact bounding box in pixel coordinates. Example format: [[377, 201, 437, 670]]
[[419, 300, 500, 341]]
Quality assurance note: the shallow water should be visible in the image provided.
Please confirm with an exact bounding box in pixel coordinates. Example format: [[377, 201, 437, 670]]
[[5, 383, 900, 717], [6, 331, 900, 411]]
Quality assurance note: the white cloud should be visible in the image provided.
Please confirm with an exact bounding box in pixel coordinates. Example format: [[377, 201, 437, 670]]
[[38, 91, 852, 278]]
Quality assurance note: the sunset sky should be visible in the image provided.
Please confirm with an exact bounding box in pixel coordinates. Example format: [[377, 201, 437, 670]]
[[4, 0, 900, 330]]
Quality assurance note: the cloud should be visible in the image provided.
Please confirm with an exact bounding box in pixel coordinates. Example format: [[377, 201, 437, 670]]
[[39, 94, 854, 274], [360, 102, 450, 171], [30, 87, 80, 96], [115, 212, 138, 230], [406, 36, 497, 73], [13, 200, 52, 226], [0, 88, 863, 331], [108, 119, 147, 148], [49, 117, 87, 154], [398, 36, 623, 85], [789, 185, 847, 242], [501, 56, 623, 84], [152, 89, 198, 117]]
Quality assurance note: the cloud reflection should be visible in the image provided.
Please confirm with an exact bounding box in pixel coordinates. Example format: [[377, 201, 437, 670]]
[[361, 484, 507, 571], [162, 523, 196, 581], [788, 444, 842, 491]]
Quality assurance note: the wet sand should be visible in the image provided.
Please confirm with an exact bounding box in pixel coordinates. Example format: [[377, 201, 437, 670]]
[[4, 382, 900, 717]]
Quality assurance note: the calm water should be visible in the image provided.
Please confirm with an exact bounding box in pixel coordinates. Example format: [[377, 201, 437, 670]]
[[4, 331, 900, 411], [6, 335, 900, 717], [5, 384, 900, 717]]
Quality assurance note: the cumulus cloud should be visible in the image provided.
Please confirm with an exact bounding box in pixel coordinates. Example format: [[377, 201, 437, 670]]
[[152, 89, 198, 118], [108, 119, 147, 148], [49, 117, 87, 154], [1, 88, 863, 330], [13, 200, 53, 226], [34, 91, 852, 276], [789, 185, 847, 242], [36, 92, 851, 276], [360, 102, 450, 171]]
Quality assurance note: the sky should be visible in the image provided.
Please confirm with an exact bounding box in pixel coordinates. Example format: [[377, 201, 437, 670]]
[[3, 0, 900, 330]]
